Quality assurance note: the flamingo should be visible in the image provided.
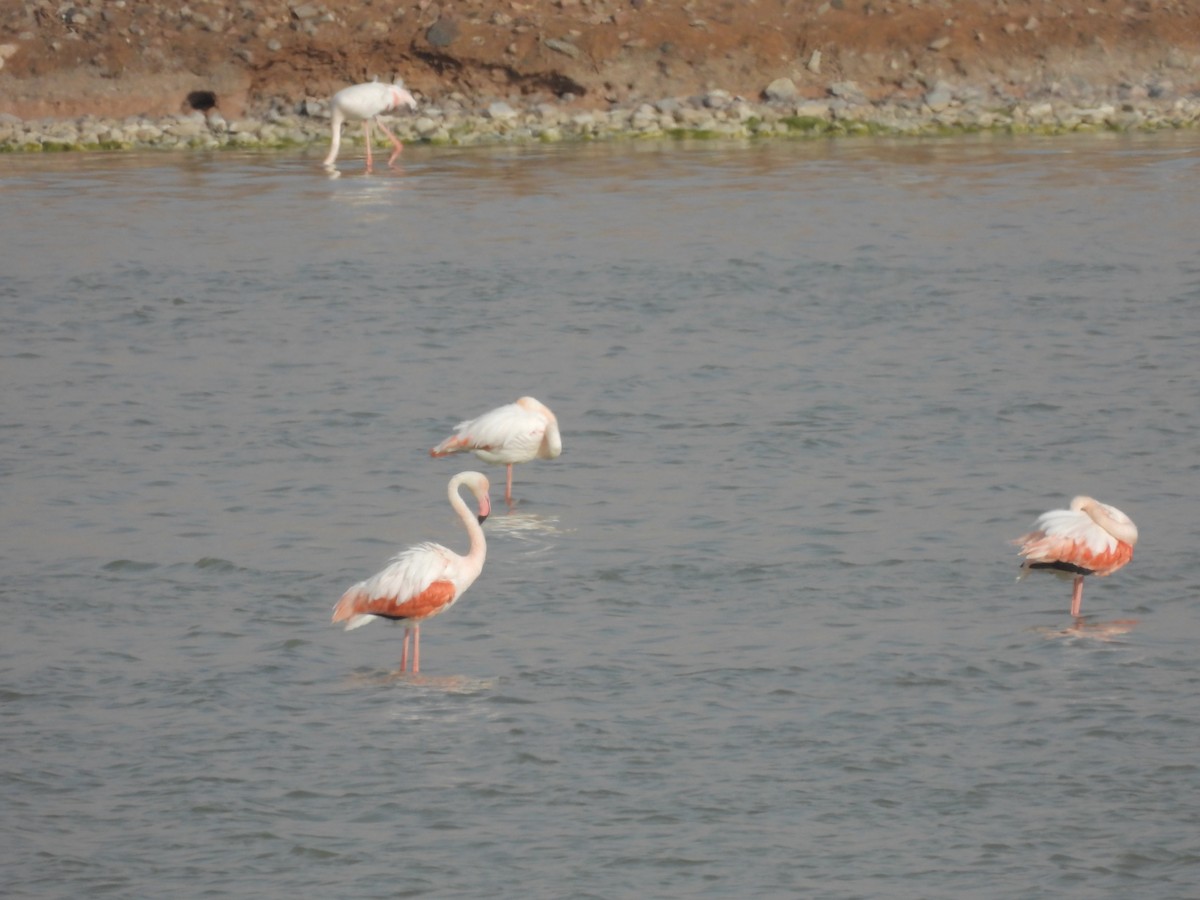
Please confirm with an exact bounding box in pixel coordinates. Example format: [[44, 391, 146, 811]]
[[430, 397, 562, 505], [1014, 495, 1138, 618], [332, 471, 491, 673], [322, 80, 418, 172]]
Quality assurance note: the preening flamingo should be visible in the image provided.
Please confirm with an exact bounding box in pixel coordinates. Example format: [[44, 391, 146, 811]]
[[332, 471, 491, 673], [430, 397, 562, 505], [1015, 495, 1138, 617], [322, 81, 418, 172]]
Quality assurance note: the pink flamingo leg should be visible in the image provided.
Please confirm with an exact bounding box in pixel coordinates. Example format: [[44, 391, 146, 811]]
[[412, 625, 421, 674], [398, 626, 411, 672], [1070, 575, 1085, 618], [505, 464, 514, 506], [373, 118, 405, 167], [362, 121, 374, 172]]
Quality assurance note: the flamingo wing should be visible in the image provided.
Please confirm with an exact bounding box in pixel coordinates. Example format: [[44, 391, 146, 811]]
[[1016, 509, 1133, 577], [432, 403, 548, 463], [332, 542, 464, 629]]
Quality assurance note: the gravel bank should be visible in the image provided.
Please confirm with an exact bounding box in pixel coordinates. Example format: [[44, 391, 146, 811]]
[[4, 79, 1199, 157]]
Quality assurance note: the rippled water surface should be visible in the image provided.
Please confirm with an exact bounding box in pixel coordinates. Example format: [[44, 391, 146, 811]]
[[3, 134, 1200, 898]]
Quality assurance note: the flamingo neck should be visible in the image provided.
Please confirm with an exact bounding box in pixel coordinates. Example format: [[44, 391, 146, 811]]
[[449, 478, 487, 571], [323, 109, 344, 166]]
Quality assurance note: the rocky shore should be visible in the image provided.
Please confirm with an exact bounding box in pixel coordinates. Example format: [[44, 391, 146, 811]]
[[3, 83, 1200, 157], [2, 0, 1199, 156]]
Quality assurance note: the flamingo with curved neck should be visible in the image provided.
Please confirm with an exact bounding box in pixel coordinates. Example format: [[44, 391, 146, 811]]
[[332, 471, 491, 673], [323, 81, 418, 172]]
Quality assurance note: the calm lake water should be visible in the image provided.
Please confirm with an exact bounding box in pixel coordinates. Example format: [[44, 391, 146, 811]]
[[3, 133, 1200, 899]]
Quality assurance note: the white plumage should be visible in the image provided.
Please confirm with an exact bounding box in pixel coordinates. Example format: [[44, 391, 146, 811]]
[[332, 471, 491, 673], [1015, 495, 1138, 617], [431, 397, 562, 504], [322, 81, 418, 171], [337, 541, 463, 631]]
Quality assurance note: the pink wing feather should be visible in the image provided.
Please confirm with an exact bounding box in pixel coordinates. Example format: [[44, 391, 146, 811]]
[[431, 400, 552, 464], [1016, 508, 1133, 577], [332, 542, 473, 630]]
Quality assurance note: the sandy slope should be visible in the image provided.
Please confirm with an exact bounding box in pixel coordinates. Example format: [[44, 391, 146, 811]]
[[1, 0, 1198, 120]]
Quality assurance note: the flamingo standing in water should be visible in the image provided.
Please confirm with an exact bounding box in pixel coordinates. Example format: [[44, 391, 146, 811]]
[[1015, 495, 1139, 617], [332, 471, 491, 673], [322, 81, 417, 172], [430, 397, 562, 505]]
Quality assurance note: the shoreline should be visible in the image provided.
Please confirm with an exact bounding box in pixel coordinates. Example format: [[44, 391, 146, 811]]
[[4, 85, 1199, 156]]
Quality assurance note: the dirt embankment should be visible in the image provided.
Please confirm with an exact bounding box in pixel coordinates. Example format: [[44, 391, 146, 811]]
[[2, 0, 1198, 121]]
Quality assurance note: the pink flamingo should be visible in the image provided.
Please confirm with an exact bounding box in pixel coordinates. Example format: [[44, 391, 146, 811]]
[[430, 397, 562, 505], [322, 81, 418, 172], [1015, 495, 1138, 617], [332, 471, 491, 673]]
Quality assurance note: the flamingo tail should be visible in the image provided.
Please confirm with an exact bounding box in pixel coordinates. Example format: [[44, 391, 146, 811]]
[[430, 435, 472, 457]]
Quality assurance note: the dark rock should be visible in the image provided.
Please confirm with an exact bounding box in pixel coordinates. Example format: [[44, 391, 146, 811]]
[[425, 17, 458, 48]]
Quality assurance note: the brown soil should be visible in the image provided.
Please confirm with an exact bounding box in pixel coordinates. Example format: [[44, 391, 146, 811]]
[[2, 0, 1198, 121]]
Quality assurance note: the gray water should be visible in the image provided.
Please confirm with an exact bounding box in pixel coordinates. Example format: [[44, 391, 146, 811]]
[[3, 134, 1200, 899]]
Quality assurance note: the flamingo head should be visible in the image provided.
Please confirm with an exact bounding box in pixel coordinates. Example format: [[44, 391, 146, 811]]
[[456, 471, 492, 523], [517, 396, 563, 460], [1071, 495, 1139, 546], [390, 84, 418, 112]]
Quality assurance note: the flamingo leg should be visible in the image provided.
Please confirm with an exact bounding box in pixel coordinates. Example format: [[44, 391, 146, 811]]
[[362, 120, 374, 172], [1070, 575, 1085, 618], [399, 626, 411, 672], [505, 464, 514, 506], [412, 625, 421, 674], [373, 117, 405, 167]]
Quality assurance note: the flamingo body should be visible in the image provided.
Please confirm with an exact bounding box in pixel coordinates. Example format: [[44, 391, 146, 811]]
[[323, 81, 417, 171], [431, 396, 561, 504], [332, 471, 490, 672], [1015, 495, 1138, 617]]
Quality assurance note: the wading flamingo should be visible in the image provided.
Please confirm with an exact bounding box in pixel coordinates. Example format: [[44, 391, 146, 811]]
[[431, 397, 562, 505], [332, 471, 491, 673], [322, 81, 417, 172], [1015, 495, 1138, 618]]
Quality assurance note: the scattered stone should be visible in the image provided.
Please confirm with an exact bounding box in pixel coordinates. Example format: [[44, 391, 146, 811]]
[[485, 101, 518, 120], [425, 18, 458, 48], [703, 89, 733, 109], [1164, 48, 1191, 70], [543, 38, 581, 59], [923, 81, 954, 111], [828, 81, 866, 103], [764, 77, 798, 103], [794, 102, 831, 119]]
